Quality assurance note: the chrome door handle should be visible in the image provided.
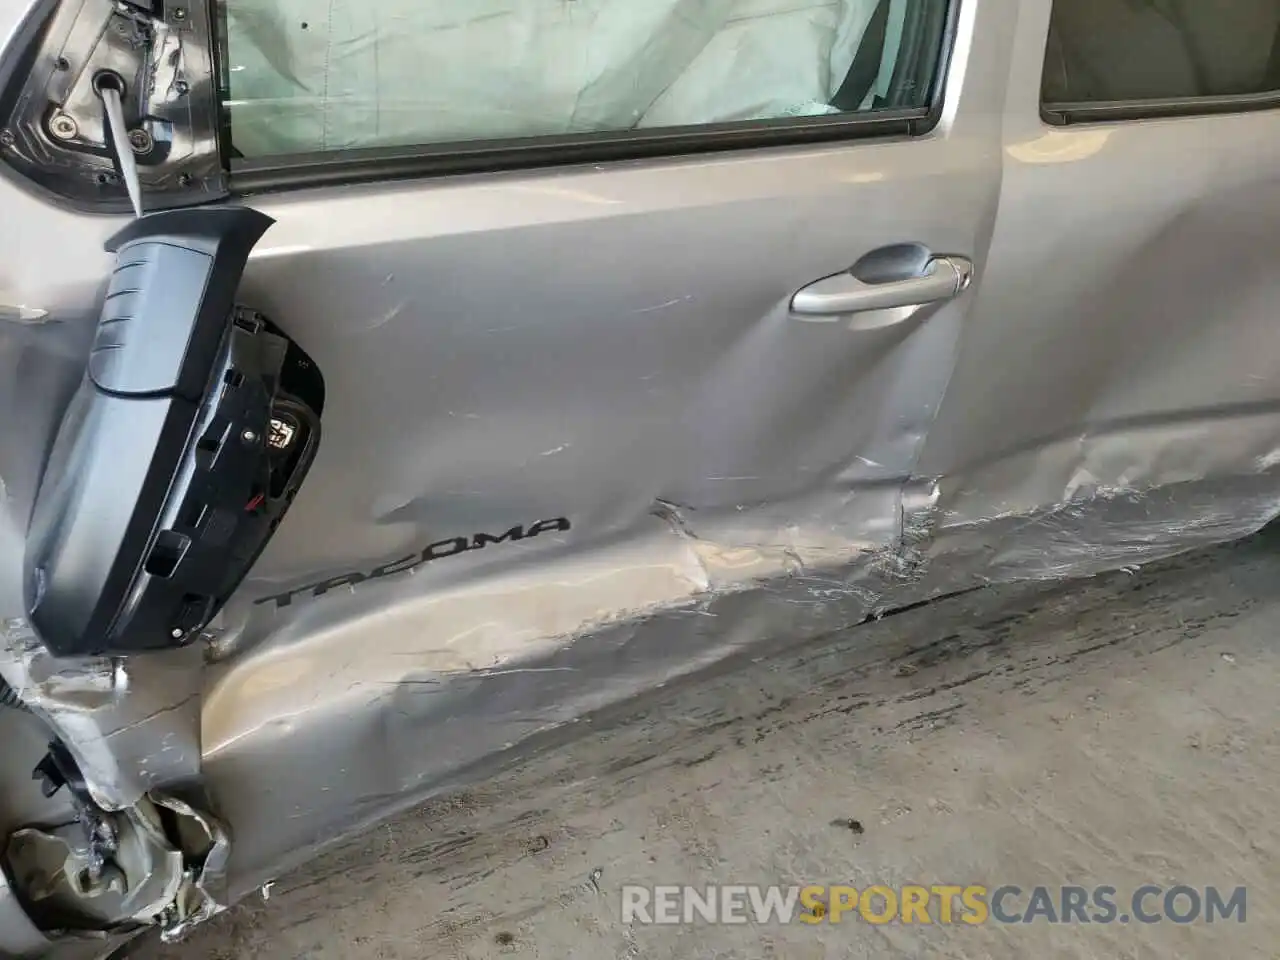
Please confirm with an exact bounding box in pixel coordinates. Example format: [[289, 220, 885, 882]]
[[791, 255, 973, 317]]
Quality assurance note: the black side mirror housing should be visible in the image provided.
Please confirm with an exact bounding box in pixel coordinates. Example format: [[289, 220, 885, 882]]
[[24, 207, 323, 658]]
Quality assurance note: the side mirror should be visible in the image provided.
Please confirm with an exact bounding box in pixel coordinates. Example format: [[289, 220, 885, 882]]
[[24, 207, 323, 657]]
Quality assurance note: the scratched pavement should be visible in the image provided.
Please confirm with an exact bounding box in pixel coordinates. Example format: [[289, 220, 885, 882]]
[[134, 528, 1280, 959]]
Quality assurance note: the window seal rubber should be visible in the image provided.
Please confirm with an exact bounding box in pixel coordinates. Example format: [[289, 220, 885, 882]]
[[230, 109, 931, 195], [1043, 89, 1280, 126]]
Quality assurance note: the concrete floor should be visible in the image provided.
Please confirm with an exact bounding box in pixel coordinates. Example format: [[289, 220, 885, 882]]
[[136, 530, 1280, 959]]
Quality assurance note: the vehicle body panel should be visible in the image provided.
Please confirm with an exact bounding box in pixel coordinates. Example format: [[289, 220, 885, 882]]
[[2, 0, 1280, 952]]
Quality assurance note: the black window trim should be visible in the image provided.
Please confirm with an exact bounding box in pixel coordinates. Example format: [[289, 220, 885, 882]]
[[228, 0, 962, 196], [230, 109, 927, 194], [1043, 89, 1280, 126]]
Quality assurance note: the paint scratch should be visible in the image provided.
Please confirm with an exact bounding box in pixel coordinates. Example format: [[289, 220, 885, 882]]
[[635, 295, 693, 315], [364, 300, 407, 331]]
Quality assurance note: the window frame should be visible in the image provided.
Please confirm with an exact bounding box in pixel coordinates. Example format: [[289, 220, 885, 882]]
[[1043, 90, 1280, 126], [224, 0, 962, 195], [1040, 2, 1280, 126]]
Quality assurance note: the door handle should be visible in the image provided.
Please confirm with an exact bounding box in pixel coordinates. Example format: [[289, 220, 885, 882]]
[[791, 255, 973, 318]]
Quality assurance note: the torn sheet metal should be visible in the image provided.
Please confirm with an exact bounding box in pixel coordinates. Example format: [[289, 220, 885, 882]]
[[199, 458, 1280, 902], [3, 791, 228, 941], [3, 0, 1280, 940], [0, 636, 204, 813], [8, 193, 1280, 922], [149, 792, 231, 943], [6, 815, 184, 931], [223, 0, 887, 155]]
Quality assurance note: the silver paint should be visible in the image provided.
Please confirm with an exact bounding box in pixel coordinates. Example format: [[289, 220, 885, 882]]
[[0, 857, 50, 957], [0, 626, 204, 813], [3, 0, 1280, 953]]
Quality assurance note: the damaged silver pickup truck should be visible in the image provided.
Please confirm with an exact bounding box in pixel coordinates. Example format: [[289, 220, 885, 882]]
[[4, 0, 1280, 955]]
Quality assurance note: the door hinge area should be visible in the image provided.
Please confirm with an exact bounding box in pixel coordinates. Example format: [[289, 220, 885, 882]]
[[0, 0, 225, 211]]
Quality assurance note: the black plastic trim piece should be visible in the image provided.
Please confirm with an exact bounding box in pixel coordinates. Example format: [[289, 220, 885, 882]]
[[230, 111, 927, 194], [19, 205, 328, 658], [920, 0, 961, 126], [1042, 89, 1280, 126], [98, 210, 276, 407], [227, 0, 962, 195]]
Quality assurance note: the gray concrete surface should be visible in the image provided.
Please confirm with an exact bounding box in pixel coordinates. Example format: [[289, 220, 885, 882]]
[[137, 530, 1280, 959]]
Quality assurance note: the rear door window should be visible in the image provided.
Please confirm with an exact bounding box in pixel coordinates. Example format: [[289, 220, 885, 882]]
[[1043, 0, 1280, 108]]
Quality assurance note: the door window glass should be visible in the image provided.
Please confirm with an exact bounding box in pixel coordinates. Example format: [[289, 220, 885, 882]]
[[218, 0, 949, 158], [1043, 0, 1280, 105]]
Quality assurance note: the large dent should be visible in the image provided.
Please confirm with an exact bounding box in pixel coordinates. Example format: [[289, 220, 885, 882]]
[[7, 271, 1280, 907], [4, 4, 1280, 933], [198, 454, 1280, 901], [0, 636, 204, 812]]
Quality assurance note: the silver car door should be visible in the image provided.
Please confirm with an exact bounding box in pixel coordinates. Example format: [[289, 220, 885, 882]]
[[0, 0, 1011, 944], [207, 0, 1009, 896], [920, 0, 1280, 579]]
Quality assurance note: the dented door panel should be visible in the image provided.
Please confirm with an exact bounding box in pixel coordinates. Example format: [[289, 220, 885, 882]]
[[2, 0, 1280, 952], [919, 0, 1280, 562]]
